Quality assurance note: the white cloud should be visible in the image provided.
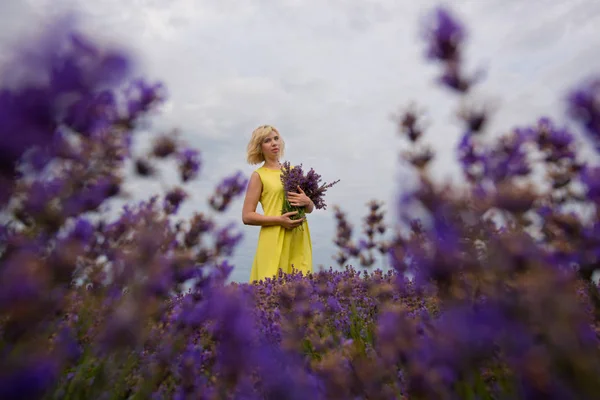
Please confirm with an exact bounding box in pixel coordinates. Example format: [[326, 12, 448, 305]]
[[3, 0, 600, 282]]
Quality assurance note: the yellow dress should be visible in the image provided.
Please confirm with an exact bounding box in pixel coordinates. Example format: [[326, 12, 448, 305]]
[[249, 166, 313, 282]]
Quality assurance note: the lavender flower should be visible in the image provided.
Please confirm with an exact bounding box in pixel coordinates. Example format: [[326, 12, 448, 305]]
[[213, 223, 243, 258], [280, 161, 340, 221], [304, 168, 341, 211], [184, 213, 215, 247], [536, 117, 576, 160], [580, 165, 600, 204], [422, 7, 477, 93], [280, 161, 305, 194], [481, 128, 532, 182], [397, 107, 425, 142], [209, 171, 248, 212], [164, 187, 188, 215], [63, 90, 119, 136], [152, 135, 177, 158], [125, 78, 165, 116], [62, 176, 121, 216], [177, 148, 201, 182], [567, 78, 600, 150], [423, 7, 465, 63]]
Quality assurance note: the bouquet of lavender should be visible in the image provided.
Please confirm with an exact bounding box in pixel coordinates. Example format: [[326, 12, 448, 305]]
[[280, 161, 340, 221]]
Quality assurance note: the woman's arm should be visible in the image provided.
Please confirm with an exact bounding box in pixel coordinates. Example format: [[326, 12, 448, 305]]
[[242, 172, 282, 226]]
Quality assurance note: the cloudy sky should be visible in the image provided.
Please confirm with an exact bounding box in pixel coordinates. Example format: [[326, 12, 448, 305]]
[[2, 0, 600, 282]]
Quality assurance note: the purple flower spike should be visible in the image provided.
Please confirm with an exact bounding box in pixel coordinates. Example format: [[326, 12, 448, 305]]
[[125, 78, 165, 117], [424, 8, 465, 63], [164, 187, 188, 215], [568, 78, 600, 150], [177, 148, 201, 182], [63, 90, 118, 136], [422, 7, 481, 93], [209, 171, 248, 212], [580, 165, 600, 204], [69, 218, 95, 243]]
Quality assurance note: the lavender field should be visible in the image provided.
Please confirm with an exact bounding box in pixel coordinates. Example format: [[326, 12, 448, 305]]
[[2, 4, 600, 400]]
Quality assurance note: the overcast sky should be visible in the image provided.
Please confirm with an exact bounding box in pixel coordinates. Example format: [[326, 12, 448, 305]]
[[2, 0, 600, 282]]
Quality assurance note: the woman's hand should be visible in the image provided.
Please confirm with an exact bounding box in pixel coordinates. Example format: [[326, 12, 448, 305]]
[[287, 186, 312, 207], [279, 211, 304, 229]]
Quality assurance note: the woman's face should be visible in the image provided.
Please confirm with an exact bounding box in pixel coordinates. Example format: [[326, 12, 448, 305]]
[[261, 130, 281, 160]]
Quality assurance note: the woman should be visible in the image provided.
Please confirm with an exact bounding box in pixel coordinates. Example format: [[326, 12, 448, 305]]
[[242, 125, 313, 282]]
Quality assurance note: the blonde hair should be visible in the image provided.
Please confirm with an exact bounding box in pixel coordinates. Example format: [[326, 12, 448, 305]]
[[246, 125, 285, 165]]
